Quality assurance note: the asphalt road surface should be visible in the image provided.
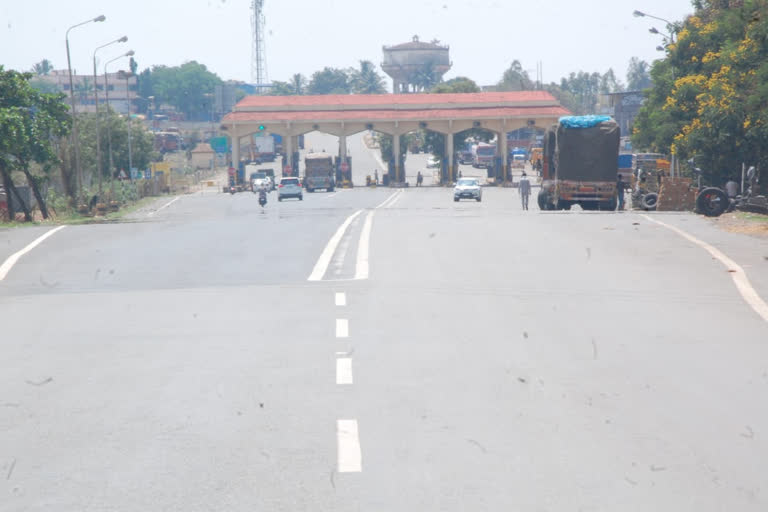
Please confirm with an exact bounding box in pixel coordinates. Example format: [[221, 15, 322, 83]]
[[2, 132, 768, 511]]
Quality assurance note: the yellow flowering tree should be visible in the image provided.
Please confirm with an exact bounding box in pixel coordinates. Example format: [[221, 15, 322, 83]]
[[633, 0, 768, 184]]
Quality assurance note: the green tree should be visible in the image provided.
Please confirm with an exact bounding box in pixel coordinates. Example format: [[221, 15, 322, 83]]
[[633, 0, 768, 184], [432, 76, 481, 94], [0, 67, 71, 220], [291, 73, 307, 95], [626, 57, 653, 90], [349, 60, 386, 94], [411, 61, 442, 92], [147, 61, 223, 120], [32, 59, 54, 76], [307, 67, 351, 94], [497, 60, 534, 91], [77, 108, 157, 184], [600, 68, 624, 94]]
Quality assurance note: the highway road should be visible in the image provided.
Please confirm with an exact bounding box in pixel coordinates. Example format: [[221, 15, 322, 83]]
[[2, 132, 768, 511]]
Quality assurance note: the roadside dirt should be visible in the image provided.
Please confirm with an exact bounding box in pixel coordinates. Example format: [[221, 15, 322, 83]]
[[708, 212, 768, 239]]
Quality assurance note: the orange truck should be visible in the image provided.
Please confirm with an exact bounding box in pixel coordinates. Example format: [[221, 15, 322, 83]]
[[538, 116, 620, 211]]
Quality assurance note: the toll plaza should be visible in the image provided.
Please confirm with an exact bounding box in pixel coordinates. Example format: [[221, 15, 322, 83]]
[[222, 91, 570, 184]]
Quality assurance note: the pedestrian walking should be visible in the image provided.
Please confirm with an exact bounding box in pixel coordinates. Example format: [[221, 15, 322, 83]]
[[518, 171, 531, 210], [416, 171, 423, 187], [617, 174, 626, 210], [374, 169, 379, 185]]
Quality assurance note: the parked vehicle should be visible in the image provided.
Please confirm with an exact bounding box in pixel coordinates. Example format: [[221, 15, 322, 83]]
[[538, 116, 620, 211], [278, 177, 303, 201], [454, 177, 482, 202]]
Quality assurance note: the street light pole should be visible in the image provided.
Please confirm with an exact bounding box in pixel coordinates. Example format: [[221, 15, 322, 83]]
[[104, 50, 134, 187], [65, 14, 106, 201], [93, 36, 128, 196], [120, 71, 135, 177], [633, 10, 675, 42]]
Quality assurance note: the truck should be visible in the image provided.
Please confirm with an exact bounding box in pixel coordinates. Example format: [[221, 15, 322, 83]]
[[153, 131, 182, 153], [304, 152, 335, 192], [537, 115, 620, 211], [471, 143, 496, 168], [251, 134, 276, 162]]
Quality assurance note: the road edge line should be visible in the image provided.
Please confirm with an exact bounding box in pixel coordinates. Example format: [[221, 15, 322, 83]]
[[308, 210, 363, 281], [0, 226, 67, 282], [148, 196, 180, 217], [641, 214, 768, 324]]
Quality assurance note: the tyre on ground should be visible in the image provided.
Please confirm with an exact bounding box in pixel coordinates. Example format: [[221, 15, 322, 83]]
[[641, 192, 659, 211], [696, 187, 729, 217], [537, 190, 549, 210]]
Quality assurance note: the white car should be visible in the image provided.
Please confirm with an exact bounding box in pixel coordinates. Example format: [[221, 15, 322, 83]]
[[278, 177, 303, 201], [454, 178, 482, 202]]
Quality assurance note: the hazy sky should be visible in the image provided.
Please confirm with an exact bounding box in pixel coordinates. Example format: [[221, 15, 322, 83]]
[[2, 0, 694, 88]]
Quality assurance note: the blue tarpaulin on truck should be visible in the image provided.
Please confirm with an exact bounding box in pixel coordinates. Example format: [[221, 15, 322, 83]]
[[559, 115, 613, 129]]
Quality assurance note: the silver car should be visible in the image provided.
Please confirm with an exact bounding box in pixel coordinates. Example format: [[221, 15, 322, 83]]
[[278, 177, 303, 201], [454, 177, 482, 202]]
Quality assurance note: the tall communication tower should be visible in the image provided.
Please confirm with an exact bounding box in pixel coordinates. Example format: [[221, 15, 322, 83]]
[[250, 0, 268, 87]]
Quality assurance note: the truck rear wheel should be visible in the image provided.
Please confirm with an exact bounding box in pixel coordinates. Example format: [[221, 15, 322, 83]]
[[556, 200, 571, 210], [537, 190, 549, 210]]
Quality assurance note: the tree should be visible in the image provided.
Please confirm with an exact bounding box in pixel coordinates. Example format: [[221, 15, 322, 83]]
[[349, 60, 386, 94], [129, 57, 138, 75], [497, 60, 534, 91], [411, 61, 442, 92], [307, 67, 351, 94], [143, 61, 223, 120], [0, 67, 71, 220], [633, 0, 768, 184], [626, 57, 652, 90], [32, 59, 54, 76], [290, 73, 307, 95], [74, 78, 94, 106], [432, 76, 481, 94], [600, 68, 624, 94], [76, 108, 157, 185]]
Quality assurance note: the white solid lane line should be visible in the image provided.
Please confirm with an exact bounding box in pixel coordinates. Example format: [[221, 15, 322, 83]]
[[642, 214, 768, 324], [147, 196, 180, 217], [337, 419, 362, 472], [335, 292, 347, 306], [336, 358, 353, 385], [308, 209, 363, 281], [0, 226, 67, 282], [355, 211, 374, 280], [336, 318, 349, 338], [375, 190, 401, 209]]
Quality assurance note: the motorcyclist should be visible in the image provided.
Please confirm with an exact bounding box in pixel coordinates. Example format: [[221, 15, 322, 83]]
[[258, 183, 268, 205]]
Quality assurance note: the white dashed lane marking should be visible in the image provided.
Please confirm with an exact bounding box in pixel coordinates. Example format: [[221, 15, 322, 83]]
[[337, 419, 362, 472], [336, 358, 353, 385], [335, 292, 346, 306]]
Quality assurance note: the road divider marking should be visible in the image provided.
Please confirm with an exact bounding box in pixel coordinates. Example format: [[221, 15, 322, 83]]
[[148, 196, 180, 217], [308, 209, 363, 281], [335, 292, 347, 306], [0, 226, 67, 282], [375, 190, 402, 209], [642, 214, 768, 324], [336, 318, 349, 338], [355, 211, 374, 280], [336, 358, 353, 384], [337, 419, 362, 472]]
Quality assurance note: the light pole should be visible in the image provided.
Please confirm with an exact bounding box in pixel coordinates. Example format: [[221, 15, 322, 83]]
[[119, 70, 135, 178], [633, 10, 675, 42], [65, 14, 106, 201], [93, 36, 128, 196], [104, 50, 134, 186]]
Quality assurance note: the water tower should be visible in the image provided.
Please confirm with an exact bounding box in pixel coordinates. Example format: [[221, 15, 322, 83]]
[[382, 35, 452, 93]]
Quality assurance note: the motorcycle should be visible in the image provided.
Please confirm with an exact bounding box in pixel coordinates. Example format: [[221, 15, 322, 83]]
[[229, 185, 236, 195], [258, 188, 268, 207]]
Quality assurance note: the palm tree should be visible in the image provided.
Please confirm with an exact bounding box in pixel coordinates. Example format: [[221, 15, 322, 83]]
[[33, 59, 54, 76], [412, 61, 441, 92], [350, 60, 386, 94], [74, 78, 94, 106]]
